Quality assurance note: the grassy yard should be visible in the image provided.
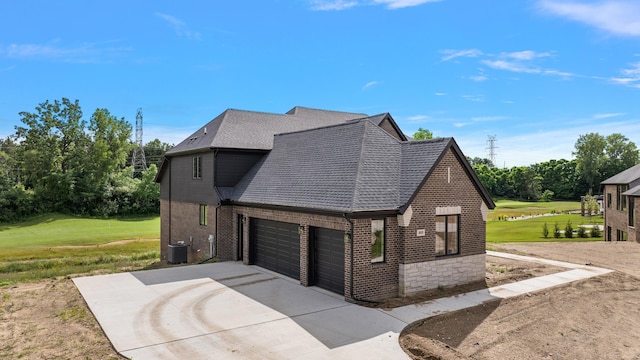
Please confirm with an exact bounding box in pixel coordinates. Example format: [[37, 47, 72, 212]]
[[0, 213, 160, 285], [487, 200, 603, 243]]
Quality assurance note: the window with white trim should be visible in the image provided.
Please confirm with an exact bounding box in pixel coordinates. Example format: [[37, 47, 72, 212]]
[[435, 215, 459, 256]]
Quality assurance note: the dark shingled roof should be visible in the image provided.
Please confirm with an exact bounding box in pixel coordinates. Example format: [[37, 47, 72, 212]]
[[228, 119, 493, 213], [623, 184, 640, 197], [167, 107, 367, 155], [601, 163, 640, 185]]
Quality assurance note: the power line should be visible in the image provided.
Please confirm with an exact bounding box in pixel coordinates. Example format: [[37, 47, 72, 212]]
[[486, 135, 498, 165], [131, 108, 148, 174]]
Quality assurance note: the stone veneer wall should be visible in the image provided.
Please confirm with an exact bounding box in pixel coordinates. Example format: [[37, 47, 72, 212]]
[[399, 253, 485, 296]]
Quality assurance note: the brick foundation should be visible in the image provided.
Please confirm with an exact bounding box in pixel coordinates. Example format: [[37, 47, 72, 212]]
[[399, 253, 486, 296]]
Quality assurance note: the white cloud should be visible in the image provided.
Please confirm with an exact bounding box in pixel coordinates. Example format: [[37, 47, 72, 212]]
[[611, 62, 640, 88], [309, 0, 439, 10], [362, 80, 380, 90], [407, 115, 429, 122], [156, 13, 201, 40], [469, 74, 488, 82], [453, 122, 470, 128], [373, 0, 441, 9], [592, 112, 626, 119], [504, 50, 552, 60], [539, 0, 640, 37], [462, 94, 485, 102], [440, 49, 483, 62], [434, 92, 447, 96], [310, 0, 358, 10]]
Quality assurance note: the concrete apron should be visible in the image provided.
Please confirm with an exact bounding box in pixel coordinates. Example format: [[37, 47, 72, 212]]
[[73, 252, 613, 360]]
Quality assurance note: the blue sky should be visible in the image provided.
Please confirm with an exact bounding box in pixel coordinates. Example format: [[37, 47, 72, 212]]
[[1, 0, 640, 167]]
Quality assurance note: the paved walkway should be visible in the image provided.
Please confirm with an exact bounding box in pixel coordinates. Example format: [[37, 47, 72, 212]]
[[74, 252, 613, 359]]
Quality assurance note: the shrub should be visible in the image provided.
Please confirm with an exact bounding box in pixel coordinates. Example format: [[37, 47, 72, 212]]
[[553, 222, 561, 238], [542, 222, 549, 238], [540, 189, 554, 202], [565, 220, 573, 238], [591, 226, 602, 238], [577, 226, 587, 238]]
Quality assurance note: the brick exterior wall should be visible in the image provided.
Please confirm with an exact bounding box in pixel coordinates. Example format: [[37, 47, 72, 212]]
[[399, 254, 486, 296], [350, 217, 400, 301], [603, 184, 640, 242], [159, 200, 216, 263], [401, 148, 487, 263], [398, 148, 487, 295]]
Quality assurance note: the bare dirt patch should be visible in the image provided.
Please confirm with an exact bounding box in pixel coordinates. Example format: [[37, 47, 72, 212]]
[[402, 241, 640, 360], [0, 278, 123, 359]]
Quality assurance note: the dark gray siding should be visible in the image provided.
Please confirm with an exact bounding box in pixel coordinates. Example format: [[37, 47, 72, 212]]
[[215, 151, 265, 187], [379, 118, 404, 141], [167, 152, 218, 205]]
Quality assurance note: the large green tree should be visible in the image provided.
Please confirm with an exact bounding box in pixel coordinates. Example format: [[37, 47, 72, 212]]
[[412, 128, 433, 140], [573, 133, 606, 194]]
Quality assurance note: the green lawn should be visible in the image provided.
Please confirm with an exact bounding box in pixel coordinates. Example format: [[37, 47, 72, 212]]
[[0, 213, 160, 285], [0, 213, 159, 248], [487, 200, 603, 243]]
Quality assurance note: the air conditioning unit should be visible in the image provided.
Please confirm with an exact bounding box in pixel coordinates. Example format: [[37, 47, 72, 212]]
[[168, 243, 187, 264]]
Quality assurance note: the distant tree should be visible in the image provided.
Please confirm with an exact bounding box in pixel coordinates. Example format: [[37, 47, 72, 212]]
[[510, 166, 542, 201], [602, 133, 639, 180], [468, 156, 495, 168], [540, 189, 554, 202], [472, 164, 497, 196], [573, 133, 606, 195], [143, 138, 173, 168], [413, 128, 433, 140]]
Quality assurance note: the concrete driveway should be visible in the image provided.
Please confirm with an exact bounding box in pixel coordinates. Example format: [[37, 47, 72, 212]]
[[73, 254, 612, 359], [73, 262, 409, 359]]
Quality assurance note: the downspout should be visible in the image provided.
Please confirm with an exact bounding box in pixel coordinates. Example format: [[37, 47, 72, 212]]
[[343, 213, 379, 305], [168, 158, 172, 246]]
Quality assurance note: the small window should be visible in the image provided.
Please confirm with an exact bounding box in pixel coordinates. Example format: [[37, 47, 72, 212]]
[[371, 219, 385, 263], [199, 204, 207, 226], [436, 215, 459, 256], [193, 156, 202, 179], [617, 229, 627, 241], [607, 193, 612, 208]]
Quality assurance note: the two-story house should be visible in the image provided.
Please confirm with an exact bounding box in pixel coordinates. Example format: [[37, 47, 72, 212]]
[[601, 163, 640, 242], [155, 106, 495, 301]]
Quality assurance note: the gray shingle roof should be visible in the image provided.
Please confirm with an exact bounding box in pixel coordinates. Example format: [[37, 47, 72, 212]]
[[229, 119, 471, 213], [167, 107, 367, 155], [623, 184, 640, 197], [601, 163, 640, 185]]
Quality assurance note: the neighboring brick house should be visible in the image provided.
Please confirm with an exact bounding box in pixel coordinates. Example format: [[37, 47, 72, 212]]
[[601, 163, 640, 242], [155, 106, 495, 301]]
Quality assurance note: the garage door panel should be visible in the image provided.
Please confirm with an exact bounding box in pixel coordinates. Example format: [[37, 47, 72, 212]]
[[251, 218, 300, 280], [312, 227, 345, 295]]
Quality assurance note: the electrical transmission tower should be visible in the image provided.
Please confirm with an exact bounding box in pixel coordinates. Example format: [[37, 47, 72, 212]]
[[486, 135, 498, 166], [132, 108, 148, 174]]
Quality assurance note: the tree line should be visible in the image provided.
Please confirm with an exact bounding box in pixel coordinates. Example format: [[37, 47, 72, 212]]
[[468, 133, 639, 201], [415, 127, 639, 201], [0, 99, 172, 222]]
